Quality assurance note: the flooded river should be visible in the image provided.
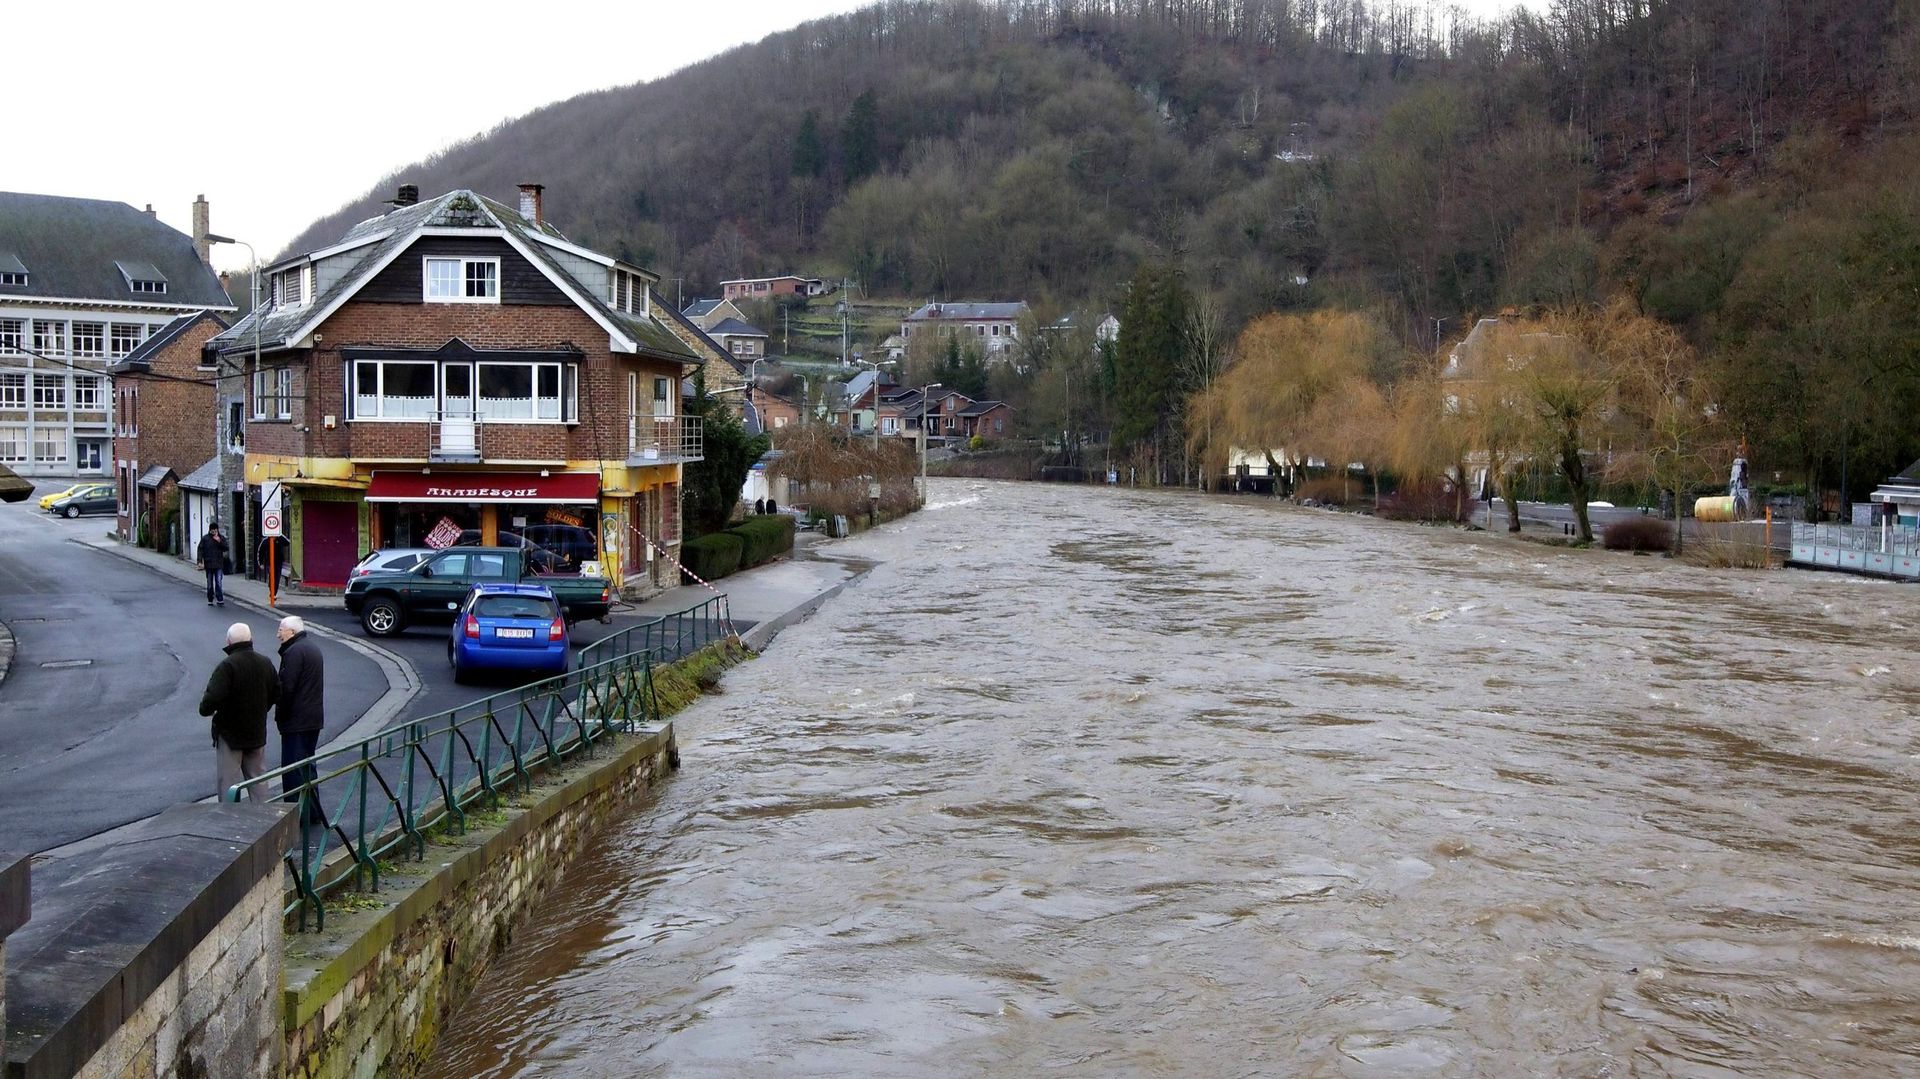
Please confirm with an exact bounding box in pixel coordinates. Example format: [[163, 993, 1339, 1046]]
[[429, 480, 1920, 1076]]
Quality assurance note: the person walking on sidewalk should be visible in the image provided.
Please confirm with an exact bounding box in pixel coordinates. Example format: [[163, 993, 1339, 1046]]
[[199, 622, 278, 802], [275, 616, 326, 818], [196, 524, 230, 607]]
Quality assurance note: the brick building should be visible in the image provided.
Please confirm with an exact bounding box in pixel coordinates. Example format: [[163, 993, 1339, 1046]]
[[107, 311, 228, 551], [207, 185, 703, 596], [0, 192, 234, 479]]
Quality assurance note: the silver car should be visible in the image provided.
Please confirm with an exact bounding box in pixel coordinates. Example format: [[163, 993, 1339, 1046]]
[[350, 547, 434, 580]]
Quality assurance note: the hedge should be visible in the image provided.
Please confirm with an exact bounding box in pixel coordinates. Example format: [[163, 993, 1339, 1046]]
[[726, 514, 795, 568], [681, 532, 743, 582]]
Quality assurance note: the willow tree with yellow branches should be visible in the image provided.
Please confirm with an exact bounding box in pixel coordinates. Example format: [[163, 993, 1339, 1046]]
[[1186, 311, 1399, 496]]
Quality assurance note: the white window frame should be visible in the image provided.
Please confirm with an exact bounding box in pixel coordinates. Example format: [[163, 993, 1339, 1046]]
[[0, 373, 24, 408], [109, 323, 143, 358], [32, 373, 64, 409], [253, 366, 292, 420], [0, 319, 22, 354], [349, 359, 440, 421], [73, 376, 103, 411], [71, 322, 105, 358], [0, 425, 25, 462], [33, 427, 66, 464], [348, 359, 576, 424], [33, 320, 65, 355], [422, 257, 500, 304], [275, 266, 310, 309], [0, 272, 26, 287]]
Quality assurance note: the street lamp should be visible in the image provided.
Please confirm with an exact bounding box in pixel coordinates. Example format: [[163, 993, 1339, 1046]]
[[918, 382, 942, 504], [203, 233, 258, 583]]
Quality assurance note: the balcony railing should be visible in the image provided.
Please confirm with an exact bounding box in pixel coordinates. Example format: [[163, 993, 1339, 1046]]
[[429, 410, 482, 461], [627, 414, 703, 464]]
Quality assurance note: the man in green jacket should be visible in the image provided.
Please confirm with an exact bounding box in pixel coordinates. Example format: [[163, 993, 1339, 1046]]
[[199, 622, 279, 802]]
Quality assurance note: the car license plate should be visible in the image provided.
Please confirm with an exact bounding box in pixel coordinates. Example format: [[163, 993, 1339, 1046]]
[[496, 627, 534, 639]]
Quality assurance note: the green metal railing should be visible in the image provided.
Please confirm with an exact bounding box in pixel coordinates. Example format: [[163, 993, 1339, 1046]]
[[578, 594, 734, 669], [227, 595, 733, 930]]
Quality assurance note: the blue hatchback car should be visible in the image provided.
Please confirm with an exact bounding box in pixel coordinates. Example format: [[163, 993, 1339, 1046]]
[[447, 584, 570, 683]]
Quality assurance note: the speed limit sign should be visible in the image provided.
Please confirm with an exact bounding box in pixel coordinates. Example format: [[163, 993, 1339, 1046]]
[[261, 482, 284, 537]]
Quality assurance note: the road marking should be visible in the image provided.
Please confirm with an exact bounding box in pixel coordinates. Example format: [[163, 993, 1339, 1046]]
[[39, 659, 94, 669]]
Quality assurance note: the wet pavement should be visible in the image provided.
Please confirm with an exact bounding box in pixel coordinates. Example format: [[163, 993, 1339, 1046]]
[[428, 479, 1920, 1077]]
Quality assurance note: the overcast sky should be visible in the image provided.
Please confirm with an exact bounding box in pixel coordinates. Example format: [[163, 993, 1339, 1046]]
[[13, 0, 1525, 272]]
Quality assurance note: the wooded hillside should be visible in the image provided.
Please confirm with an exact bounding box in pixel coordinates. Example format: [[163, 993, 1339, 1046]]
[[288, 0, 1920, 499]]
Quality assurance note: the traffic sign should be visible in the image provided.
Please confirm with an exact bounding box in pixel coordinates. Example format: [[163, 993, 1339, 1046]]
[[262, 511, 283, 537]]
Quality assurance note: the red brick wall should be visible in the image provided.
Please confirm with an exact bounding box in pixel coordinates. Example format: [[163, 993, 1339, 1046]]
[[114, 318, 223, 534], [244, 301, 683, 462]]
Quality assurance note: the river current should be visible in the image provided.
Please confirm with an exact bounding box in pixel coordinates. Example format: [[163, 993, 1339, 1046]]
[[428, 480, 1920, 1077]]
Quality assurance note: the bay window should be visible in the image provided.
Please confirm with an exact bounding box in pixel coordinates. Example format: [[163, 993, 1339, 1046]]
[[348, 359, 575, 423]]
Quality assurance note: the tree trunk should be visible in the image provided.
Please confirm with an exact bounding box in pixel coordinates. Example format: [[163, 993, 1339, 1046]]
[[1562, 439, 1592, 542]]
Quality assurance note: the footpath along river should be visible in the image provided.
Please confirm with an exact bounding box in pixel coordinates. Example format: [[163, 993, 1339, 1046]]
[[428, 479, 1920, 1077]]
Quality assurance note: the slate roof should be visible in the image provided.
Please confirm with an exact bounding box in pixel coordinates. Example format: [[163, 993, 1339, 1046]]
[[904, 301, 1028, 322], [683, 299, 723, 319], [109, 311, 229, 374], [958, 400, 1011, 417], [137, 464, 176, 489], [655, 292, 747, 376], [176, 457, 222, 492], [1893, 458, 1920, 484], [208, 189, 697, 366], [0, 192, 233, 308], [706, 317, 769, 339]]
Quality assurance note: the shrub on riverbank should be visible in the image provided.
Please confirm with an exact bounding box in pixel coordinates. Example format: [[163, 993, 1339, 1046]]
[[1684, 525, 1773, 568], [728, 514, 795, 567], [1376, 480, 1472, 523], [681, 533, 743, 581], [1602, 517, 1673, 552]]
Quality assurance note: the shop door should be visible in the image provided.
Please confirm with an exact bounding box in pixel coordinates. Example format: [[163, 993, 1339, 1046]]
[[302, 500, 359, 586]]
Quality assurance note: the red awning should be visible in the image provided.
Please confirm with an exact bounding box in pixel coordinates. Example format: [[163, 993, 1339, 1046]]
[[364, 471, 600, 504]]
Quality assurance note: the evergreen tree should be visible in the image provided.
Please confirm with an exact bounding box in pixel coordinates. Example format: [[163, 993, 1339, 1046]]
[[842, 90, 879, 183], [792, 110, 826, 178], [1112, 264, 1192, 477], [681, 371, 772, 537]]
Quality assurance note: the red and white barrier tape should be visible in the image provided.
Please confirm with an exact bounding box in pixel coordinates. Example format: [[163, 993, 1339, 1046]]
[[629, 522, 725, 595]]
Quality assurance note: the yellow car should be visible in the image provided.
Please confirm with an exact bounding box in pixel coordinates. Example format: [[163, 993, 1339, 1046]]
[[39, 482, 109, 511]]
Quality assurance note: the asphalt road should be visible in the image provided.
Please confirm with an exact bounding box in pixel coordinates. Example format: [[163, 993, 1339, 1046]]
[[0, 500, 387, 853]]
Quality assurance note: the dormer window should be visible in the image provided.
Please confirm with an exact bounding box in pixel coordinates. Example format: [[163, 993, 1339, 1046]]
[[274, 266, 310, 309], [423, 257, 499, 303], [0, 253, 26, 287], [115, 260, 168, 295]]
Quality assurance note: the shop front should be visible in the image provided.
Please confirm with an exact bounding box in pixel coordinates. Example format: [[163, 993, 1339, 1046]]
[[364, 469, 607, 576]]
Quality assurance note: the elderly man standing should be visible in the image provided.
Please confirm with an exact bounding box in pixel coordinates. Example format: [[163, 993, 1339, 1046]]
[[199, 622, 278, 801], [275, 616, 326, 816]]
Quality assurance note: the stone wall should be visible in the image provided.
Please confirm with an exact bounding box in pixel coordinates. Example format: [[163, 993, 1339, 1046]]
[[0, 852, 30, 1065], [72, 869, 282, 1078], [286, 721, 677, 1079], [3, 804, 291, 1079]]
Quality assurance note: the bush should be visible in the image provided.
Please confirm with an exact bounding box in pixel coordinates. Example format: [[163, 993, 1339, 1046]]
[[1601, 517, 1673, 552], [1376, 480, 1471, 523], [725, 514, 795, 568], [680, 532, 743, 582], [1294, 476, 1353, 506], [1685, 525, 1773, 569]]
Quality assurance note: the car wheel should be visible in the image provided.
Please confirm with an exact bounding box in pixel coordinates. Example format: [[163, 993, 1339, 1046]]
[[63, 505, 78, 518], [361, 598, 402, 637], [449, 645, 469, 685]]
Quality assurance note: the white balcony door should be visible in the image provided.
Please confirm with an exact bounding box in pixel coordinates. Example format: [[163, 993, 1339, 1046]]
[[441, 363, 476, 454], [627, 372, 638, 451]]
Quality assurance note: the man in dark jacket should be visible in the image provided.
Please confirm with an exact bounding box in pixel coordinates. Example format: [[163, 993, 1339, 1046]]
[[195, 524, 229, 606], [199, 622, 278, 801], [275, 616, 326, 812]]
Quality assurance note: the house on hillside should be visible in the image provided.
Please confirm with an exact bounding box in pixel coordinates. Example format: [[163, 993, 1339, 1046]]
[[682, 297, 746, 332], [1, 192, 234, 482], [706, 317, 770, 360], [107, 311, 230, 551], [1048, 312, 1120, 344], [900, 301, 1028, 359], [754, 388, 804, 431], [205, 183, 703, 597], [657, 294, 749, 397], [720, 275, 825, 301]]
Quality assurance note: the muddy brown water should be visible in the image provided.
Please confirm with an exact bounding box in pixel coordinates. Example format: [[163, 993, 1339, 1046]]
[[426, 480, 1920, 1077]]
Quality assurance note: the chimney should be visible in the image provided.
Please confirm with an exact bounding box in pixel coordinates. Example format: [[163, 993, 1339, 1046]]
[[144, 204, 156, 216], [192, 194, 211, 266], [517, 183, 544, 226], [389, 184, 419, 208]]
